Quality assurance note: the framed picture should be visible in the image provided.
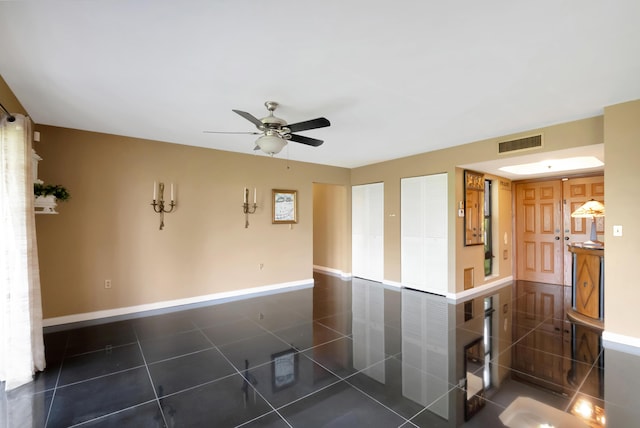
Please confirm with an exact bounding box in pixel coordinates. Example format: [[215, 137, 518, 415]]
[[271, 349, 298, 392], [272, 189, 297, 224]]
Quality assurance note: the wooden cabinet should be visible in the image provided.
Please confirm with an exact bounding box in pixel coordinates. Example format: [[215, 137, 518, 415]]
[[568, 245, 604, 323]]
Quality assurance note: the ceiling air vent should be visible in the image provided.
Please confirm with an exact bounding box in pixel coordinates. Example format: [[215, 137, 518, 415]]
[[498, 134, 542, 154]]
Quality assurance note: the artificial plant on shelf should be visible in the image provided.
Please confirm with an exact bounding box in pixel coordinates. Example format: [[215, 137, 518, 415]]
[[33, 183, 71, 201]]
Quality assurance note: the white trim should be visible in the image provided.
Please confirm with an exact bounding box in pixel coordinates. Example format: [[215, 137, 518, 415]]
[[382, 279, 402, 288], [43, 279, 314, 328], [603, 331, 640, 355], [402, 285, 449, 297], [313, 265, 352, 279], [446, 276, 513, 302], [383, 276, 513, 299]]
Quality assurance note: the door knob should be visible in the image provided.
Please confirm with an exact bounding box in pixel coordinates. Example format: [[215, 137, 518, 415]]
[[565, 236, 570, 241], [555, 236, 560, 240]]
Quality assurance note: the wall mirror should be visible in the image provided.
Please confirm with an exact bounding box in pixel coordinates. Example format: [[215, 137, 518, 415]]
[[464, 170, 485, 246], [464, 337, 486, 421]]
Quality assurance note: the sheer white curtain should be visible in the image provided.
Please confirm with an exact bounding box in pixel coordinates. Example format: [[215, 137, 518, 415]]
[[0, 114, 46, 391]]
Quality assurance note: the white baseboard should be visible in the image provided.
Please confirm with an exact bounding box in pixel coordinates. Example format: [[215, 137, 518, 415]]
[[391, 276, 513, 300], [603, 331, 640, 355], [382, 280, 402, 288], [313, 265, 352, 279], [43, 279, 314, 329], [447, 276, 514, 301]]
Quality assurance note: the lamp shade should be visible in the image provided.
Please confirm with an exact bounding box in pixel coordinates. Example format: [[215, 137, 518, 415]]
[[256, 133, 287, 155], [571, 199, 605, 218], [571, 199, 604, 246]]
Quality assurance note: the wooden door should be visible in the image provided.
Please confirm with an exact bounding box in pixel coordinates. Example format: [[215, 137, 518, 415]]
[[515, 181, 563, 284], [562, 177, 604, 285]]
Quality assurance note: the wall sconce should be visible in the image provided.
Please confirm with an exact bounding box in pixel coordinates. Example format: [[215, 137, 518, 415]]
[[243, 187, 257, 228], [151, 182, 176, 230]]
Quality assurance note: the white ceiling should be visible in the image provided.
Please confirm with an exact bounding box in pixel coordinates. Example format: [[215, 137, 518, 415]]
[[1, 1, 639, 169]]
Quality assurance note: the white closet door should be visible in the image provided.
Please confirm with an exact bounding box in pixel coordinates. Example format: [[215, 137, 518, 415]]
[[401, 174, 448, 294], [352, 183, 384, 281]]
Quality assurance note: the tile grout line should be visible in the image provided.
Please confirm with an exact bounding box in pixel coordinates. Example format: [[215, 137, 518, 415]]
[[342, 362, 414, 425], [562, 346, 606, 413], [271, 377, 345, 413], [66, 399, 159, 427], [315, 318, 352, 338], [43, 331, 71, 428], [194, 321, 294, 428], [404, 384, 461, 426], [62, 340, 139, 359], [133, 329, 170, 428]]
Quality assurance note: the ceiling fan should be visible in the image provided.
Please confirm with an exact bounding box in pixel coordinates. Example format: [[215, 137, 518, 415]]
[[204, 101, 330, 155]]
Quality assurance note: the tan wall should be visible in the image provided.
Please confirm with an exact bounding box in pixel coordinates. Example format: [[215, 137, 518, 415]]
[[0, 75, 27, 115], [351, 116, 603, 292], [34, 125, 350, 318], [312, 183, 350, 274], [454, 170, 513, 289], [603, 100, 640, 339]]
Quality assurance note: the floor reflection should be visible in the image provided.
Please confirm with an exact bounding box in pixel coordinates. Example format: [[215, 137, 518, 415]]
[[312, 274, 610, 427], [1, 273, 639, 427]]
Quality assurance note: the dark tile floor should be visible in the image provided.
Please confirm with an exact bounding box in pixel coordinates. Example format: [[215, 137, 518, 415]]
[[2, 272, 640, 427]]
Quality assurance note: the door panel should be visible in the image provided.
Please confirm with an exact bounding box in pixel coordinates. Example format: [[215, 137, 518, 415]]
[[562, 176, 604, 285], [401, 173, 448, 294], [516, 181, 563, 284], [352, 183, 384, 281]]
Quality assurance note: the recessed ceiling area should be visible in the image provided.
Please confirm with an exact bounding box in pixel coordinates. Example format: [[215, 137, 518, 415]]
[[0, 2, 639, 169], [460, 144, 604, 180]]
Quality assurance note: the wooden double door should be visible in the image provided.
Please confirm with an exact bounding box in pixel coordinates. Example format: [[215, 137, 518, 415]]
[[515, 175, 604, 286], [513, 175, 603, 393]]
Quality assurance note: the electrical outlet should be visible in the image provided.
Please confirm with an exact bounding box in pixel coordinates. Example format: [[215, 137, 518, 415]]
[[104, 279, 112, 289], [259, 263, 264, 270]]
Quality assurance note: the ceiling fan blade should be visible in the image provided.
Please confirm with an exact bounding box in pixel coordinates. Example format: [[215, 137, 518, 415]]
[[203, 130, 261, 135], [287, 117, 330, 133], [289, 133, 324, 147], [232, 109, 264, 129]]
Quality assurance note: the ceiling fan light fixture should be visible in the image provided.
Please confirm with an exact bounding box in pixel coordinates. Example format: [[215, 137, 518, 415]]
[[256, 133, 287, 155]]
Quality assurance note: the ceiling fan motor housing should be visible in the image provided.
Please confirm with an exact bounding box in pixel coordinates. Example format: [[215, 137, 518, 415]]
[[261, 115, 287, 128]]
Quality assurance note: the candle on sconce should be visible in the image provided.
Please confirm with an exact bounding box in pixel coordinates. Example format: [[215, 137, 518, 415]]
[[242, 186, 257, 227], [150, 180, 176, 230]]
